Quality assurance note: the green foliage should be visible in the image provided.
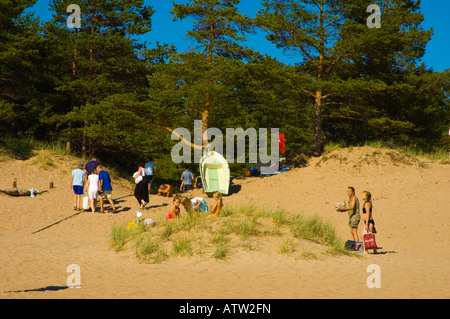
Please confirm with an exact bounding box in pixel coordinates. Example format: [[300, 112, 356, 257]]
[[0, 0, 47, 138], [0, 0, 448, 171]]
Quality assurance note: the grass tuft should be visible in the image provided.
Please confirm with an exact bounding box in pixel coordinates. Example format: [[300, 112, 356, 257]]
[[110, 205, 357, 263]]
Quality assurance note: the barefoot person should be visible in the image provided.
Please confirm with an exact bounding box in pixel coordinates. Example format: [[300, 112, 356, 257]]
[[70, 163, 85, 211], [85, 168, 100, 213], [98, 166, 117, 213], [361, 191, 377, 254], [338, 187, 361, 242], [133, 162, 149, 211]]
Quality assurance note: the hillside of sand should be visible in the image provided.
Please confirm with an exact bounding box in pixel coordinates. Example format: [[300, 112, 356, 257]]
[[0, 146, 449, 299]]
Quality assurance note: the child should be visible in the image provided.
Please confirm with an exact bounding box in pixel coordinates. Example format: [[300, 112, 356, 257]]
[[209, 192, 223, 217], [85, 168, 99, 213], [167, 196, 181, 220], [71, 163, 85, 211], [191, 196, 209, 213]]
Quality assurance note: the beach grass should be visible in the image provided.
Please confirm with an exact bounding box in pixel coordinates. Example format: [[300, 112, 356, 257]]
[[322, 140, 449, 163], [110, 205, 356, 263]]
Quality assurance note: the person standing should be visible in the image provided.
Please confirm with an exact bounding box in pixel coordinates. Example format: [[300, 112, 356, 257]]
[[98, 166, 117, 213], [84, 155, 99, 177], [180, 167, 194, 192], [85, 168, 100, 213], [70, 163, 85, 211], [361, 191, 377, 254], [338, 186, 361, 242], [133, 162, 149, 211], [144, 157, 157, 194]]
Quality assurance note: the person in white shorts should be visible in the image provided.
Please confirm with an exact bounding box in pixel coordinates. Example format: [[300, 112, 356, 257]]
[[85, 168, 99, 213]]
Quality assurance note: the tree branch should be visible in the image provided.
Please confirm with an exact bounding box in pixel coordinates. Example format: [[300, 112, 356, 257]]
[[164, 126, 204, 150], [322, 115, 365, 122]]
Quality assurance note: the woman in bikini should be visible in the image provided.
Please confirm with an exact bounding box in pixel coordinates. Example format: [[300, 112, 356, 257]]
[[361, 191, 377, 254]]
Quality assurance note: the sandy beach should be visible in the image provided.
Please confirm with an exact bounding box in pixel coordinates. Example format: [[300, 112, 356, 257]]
[[1, 146, 449, 299]]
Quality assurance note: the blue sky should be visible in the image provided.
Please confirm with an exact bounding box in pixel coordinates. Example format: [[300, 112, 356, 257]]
[[30, 0, 449, 71]]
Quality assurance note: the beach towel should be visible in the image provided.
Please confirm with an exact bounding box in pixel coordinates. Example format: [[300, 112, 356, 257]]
[[133, 171, 143, 184], [344, 240, 355, 250], [345, 240, 363, 252], [29, 188, 38, 198]]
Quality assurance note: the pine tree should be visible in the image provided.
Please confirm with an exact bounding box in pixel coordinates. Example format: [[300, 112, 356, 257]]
[[43, 0, 154, 156], [256, 0, 434, 155], [167, 0, 254, 147], [0, 0, 44, 138]]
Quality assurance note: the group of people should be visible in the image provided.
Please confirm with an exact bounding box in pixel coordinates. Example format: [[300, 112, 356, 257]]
[[156, 168, 201, 197], [70, 155, 117, 213], [72, 156, 224, 223], [133, 162, 222, 220], [167, 191, 223, 220], [73, 158, 375, 253], [337, 187, 377, 253]]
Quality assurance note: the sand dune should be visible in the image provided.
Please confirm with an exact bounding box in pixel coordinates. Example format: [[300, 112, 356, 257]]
[[1, 146, 449, 299]]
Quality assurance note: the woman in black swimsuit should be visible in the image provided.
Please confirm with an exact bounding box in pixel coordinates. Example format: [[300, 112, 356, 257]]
[[362, 191, 377, 253]]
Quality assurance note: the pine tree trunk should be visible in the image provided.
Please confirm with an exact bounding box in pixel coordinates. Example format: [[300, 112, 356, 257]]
[[313, 2, 325, 157], [313, 89, 323, 156], [203, 93, 211, 147]]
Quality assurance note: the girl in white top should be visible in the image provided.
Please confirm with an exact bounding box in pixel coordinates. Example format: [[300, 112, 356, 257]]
[[191, 197, 209, 213], [86, 168, 100, 212]]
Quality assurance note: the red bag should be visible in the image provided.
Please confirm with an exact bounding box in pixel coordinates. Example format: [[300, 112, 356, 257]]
[[363, 232, 378, 250]]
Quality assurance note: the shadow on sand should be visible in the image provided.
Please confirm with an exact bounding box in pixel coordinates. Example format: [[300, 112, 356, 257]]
[[5, 285, 70, 293]]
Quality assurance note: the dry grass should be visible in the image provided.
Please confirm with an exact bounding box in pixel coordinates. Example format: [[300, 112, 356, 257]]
[[109, 205, 355, 264]]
